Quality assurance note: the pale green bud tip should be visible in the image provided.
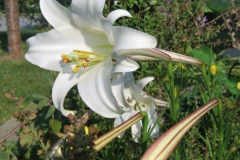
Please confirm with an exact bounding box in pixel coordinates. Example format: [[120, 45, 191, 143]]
[[68, 51, 79, 61]]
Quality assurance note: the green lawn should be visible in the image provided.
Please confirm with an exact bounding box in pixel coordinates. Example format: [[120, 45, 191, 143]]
[[0, 58, 56, 124], [0, 30, 56, 124]]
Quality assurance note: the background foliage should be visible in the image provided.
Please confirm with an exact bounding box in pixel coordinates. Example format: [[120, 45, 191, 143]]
[[0, 0, 239, 160]]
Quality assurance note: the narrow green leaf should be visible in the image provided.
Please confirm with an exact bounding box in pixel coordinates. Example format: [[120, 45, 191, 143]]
[[191, 47, 215, 65], [45, 105, 56, 120], [37, 99, 48, 110], [141, 99, 218, 160], [203, 5, 213, 13]]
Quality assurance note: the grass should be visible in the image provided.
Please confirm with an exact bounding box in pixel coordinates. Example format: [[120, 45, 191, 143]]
[[0, 29, 55, 124], [0, 58, 55, 124], [0, 27, 239, 159]]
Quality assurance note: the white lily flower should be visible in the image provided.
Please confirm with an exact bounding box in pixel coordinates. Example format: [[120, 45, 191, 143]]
[[112, 72, 168, 142], [25, 0, 158, 117]]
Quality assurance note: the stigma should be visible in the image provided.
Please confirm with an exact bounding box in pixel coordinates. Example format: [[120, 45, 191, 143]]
[[61, 50, 106, 73]]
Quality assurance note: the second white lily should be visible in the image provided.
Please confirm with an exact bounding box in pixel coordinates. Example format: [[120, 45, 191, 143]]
[[112, 72, 168, 142]]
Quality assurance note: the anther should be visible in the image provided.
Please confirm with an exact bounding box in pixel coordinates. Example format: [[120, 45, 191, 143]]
[[62, 58, 70, 63], [82, 62, 88, 68], [72, 66, 81, 73], [61, 54, 68, 58]]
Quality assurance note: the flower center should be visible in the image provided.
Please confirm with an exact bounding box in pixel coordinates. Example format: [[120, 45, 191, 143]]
[[133, 103, 146, 111], [61, 50, 107, 73]]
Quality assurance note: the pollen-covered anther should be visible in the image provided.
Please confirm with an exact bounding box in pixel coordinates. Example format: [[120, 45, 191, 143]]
[[61, 54, 68, 58], [62, 58, 70, 63], [72, 66, 81, 73], [82, 62, 88, 68], [73, 50, 81, 53], [134, 103, 140, 111], [61, 54, 70, 63]]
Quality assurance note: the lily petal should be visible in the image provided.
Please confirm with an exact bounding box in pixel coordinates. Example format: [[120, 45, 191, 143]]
[[25, 28, 112, 72], [132, 121, 142, 143], [114, 112, 133, 138], [125, 73, 152, 106], [71, 0, 105, 18], [112, 75, 131, 109], [52, 72, 80, 116], [71, 0, 106, 30], [40, 0, 72, 29], [148, 120, 159, 138], [107, 9, 132, 25], [112, 27, 157, 51], [136, 77, 154, 90], [113, 56, 139, 73], [78, 58, 123, 118]]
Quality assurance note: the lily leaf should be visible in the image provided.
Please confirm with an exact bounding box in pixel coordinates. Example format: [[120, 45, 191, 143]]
[[191, 47, 215, 65], [45, 105, 56, 120], [141, 99, 218, 160], [225, 77, 240, 95]]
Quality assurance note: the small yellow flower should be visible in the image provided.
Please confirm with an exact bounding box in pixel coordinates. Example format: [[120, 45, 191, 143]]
[[178, 63, 187, 71], [210, 65, 217, 75], [84, 126, 89, 135], [237, 82, 240, 90]]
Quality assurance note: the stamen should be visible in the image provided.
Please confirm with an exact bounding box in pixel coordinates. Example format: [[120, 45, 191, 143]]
[[61, 54, 68, 58], [82, 62, 88, 68], [72, 66, 81, 73], [127, 97, 132, 103], [73, 50, 81, 54], [134, 105, 137, 111], [62, 58, 70, 63], [61, 50, 109, 73]]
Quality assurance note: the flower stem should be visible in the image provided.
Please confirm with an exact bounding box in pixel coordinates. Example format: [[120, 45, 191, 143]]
[[167, 61, 180, 160], [201, 64, 212, 100], [141, 111, 149, 153], [218, 99, 224, 160], [167, 61, 179, 122]]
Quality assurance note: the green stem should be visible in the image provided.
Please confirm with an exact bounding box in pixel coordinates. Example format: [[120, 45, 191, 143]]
[[201, 65, 212, 99], [168, 61, 179, 122], [141, 111, 149, 153], [218, 100, 223, 160], [167, 61, 180, 160]]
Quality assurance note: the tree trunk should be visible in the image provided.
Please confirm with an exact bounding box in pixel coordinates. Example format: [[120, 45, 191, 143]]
[[4, 0, 23, 58]]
